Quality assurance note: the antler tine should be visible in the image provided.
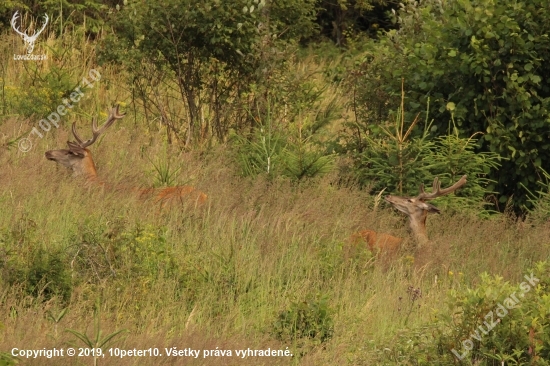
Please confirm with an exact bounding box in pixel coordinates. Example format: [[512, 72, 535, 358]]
[[92, 105, 125, 136], [72, 118, 97, 148], [416, 175, 467, 201], [74, 105, 125, 148], [71, 122, 85, 145]]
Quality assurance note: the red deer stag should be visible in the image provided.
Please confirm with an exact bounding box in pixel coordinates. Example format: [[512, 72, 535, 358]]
[[384, 175, 467, 247], [352, 175, 467, 255], [45, 105, 207, 207]]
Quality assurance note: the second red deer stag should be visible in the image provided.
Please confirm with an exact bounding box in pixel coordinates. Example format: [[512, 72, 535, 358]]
[[45, 105, 207, 207], [384, 175, 467, 247], [353, 175, 467, 254]]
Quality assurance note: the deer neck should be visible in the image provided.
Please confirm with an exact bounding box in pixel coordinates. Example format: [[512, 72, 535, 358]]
[[409, 211, 430, 246], [78, 156, 98, 181]]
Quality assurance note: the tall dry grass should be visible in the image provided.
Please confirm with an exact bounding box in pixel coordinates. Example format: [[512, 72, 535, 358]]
[[2, 115, 550, 365]]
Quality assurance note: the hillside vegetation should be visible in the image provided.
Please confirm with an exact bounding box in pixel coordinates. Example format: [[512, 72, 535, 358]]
[[1, 1, 550, 365]]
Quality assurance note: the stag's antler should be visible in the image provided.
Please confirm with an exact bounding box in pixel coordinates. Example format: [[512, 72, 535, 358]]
[[72, 105, 126, 148], [416, 175, 468, 201], [11, 11, 27, 38]]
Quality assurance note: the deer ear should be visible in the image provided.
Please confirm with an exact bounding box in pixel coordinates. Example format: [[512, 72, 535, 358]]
[[69, 149, 85, 158], [424, 202, 441, 214], [67, 142, 87, 158]]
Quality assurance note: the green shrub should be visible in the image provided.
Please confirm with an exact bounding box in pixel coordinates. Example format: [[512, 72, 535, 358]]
[[524, 169, 550, 223], [232, 89, 337, 181], [342, 95, 501, 214], [0, 216, 72, 303], [273, 293, 334, 346], [7, 64, 78, 118], [68, 219, 178, 285], [1, 248, 72, 303], [0, 350, 18, 366], [374, 261, 550, 365], [351, 0, 550, 212]]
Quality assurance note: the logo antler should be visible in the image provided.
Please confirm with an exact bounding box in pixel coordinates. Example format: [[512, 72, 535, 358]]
[[11, 11, 49, 54]]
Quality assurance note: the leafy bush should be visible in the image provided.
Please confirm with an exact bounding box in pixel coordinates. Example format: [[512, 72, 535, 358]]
[[1, 248, 72, 303], [524, 169, 550, 223], [273, 293, 334, 346], [351, 0, 550, 212], [374, 261, 550, 365], [233, 45, 341, 181], [0, 216, 72, 303], [68, 220, 178, 285], [342, 93, 501, 213], [5, 66, 74, 119], [0, 350, 17, 366], [100, 0, 319, 146], [232, 121, 335, 181]]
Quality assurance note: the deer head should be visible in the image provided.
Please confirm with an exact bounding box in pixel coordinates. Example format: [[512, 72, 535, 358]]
[[384, 175, 467, 246], [46, 105, 208, 207], [45, 105, 125, 178], [11, 11, 49, 54]]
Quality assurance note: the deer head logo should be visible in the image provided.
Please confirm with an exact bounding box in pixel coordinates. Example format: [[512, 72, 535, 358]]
[[11, 11, 49, 54]]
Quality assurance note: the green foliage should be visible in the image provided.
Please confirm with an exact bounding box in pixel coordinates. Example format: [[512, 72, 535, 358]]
[[316, 0, 395, 45], [282, 132, 335, 181], [268, 0, 319, 42], [66, 297, 127, 366], [374, 261, 550, 365], [68, 220, 178, 285], [351, 102, 436, 195], [231, 51, 339, 181], [2, 248, 72, 303], [343, 94, 501, 213], [24, 249, 72, 302], [0, 218, 72, 302], [2, 22, 97, 119], [232, 103, 335, 181], [0, 351, 18, 366], [231, 112, 285, 177], [6, 65, 74, 118], [352, 0, 550, 212], [273, 293, 334, 347], [0, 0, 109, 35], [99, 0, 321, 146], [100, 0, 263, 144], [147, 150, 182, 188], [523, 168, 550, 223]]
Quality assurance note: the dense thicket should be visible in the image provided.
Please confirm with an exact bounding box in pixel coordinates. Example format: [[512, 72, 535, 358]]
[[3, 0, 550, 211], [347, 0, 550, 212]]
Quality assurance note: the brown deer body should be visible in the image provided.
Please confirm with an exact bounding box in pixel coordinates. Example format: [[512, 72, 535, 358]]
[[350, 230, 403, 256], [45, 105, 207, 207]]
